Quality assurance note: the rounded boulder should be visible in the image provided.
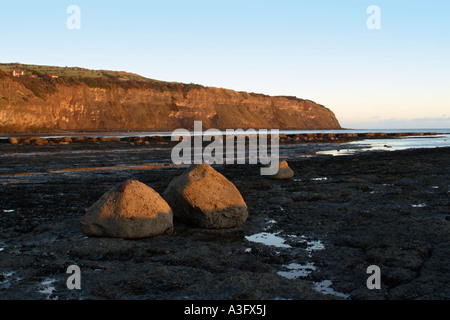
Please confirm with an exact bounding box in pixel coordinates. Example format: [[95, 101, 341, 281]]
[[163, 163, 248, 229], [270, 161, 294, 180], [81, 180, 173, 239]]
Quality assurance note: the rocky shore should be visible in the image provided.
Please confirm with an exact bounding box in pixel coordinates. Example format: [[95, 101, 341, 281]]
[[1, 131, 440, 147], [0, 136, 449, 300]]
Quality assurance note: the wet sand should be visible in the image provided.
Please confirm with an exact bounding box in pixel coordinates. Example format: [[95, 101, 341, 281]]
[[0, 137, 449, 300]]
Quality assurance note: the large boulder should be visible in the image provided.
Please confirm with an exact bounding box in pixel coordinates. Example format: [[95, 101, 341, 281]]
[[81, 180, 173, 239], [270, 161, 294, 180], [163, 163, 248, 229]]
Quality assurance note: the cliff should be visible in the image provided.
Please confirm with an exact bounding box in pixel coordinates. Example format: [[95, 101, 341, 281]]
[[0, 70, 341, 133]]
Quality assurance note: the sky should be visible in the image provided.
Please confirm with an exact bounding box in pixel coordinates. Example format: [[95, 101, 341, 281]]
[[1, 0, 449, 129]]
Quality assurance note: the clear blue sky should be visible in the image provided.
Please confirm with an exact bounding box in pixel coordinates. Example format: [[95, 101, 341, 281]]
[[1, 0, 449, 129]]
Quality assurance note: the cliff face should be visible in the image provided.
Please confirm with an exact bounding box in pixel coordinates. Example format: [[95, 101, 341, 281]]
[[0, 75, 341, 132]]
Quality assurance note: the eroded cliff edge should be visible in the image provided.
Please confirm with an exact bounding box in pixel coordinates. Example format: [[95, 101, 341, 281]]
[[0, 72, 341, 132]]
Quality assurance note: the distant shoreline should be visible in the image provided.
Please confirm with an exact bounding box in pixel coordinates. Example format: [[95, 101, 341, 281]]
[[0, 129, 449, 140]]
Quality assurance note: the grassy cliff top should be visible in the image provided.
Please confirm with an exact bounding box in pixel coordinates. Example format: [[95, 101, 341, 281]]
[[0, 63, 306, 102], [0, 62, 210, 97], [0, 63, 153, 82]]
